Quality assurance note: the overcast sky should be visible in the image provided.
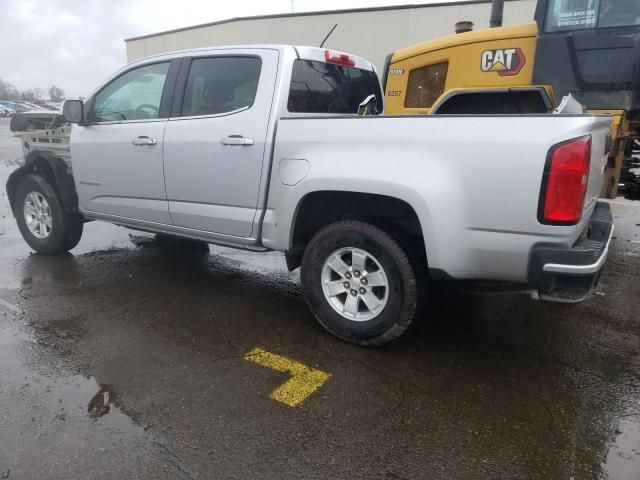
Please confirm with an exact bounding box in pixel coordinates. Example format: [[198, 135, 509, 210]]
[[0, 0, 466, 99]]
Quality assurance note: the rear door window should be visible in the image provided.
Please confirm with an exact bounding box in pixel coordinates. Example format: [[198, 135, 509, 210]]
[[288, 60, 382, 114], [180, 57, 261, 117]]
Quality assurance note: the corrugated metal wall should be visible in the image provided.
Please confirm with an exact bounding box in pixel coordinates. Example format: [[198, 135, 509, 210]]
[[126, 0, 537, 71]]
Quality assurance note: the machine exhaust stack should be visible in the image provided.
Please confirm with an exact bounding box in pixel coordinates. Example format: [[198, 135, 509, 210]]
[[455, 21, 474, 34], [490, 0, 505, 28]]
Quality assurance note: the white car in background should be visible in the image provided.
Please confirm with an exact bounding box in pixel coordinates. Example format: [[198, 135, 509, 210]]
[[0, 106, 15, 117], [43, 102, 61, 111], [9, 102, 46, 113]]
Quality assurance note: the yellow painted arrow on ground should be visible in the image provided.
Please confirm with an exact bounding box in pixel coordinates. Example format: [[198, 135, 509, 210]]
[[244, 347, 331, 407]]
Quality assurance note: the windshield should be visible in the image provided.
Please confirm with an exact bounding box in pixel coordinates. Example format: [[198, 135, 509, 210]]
[[544, 0, 640, 32]]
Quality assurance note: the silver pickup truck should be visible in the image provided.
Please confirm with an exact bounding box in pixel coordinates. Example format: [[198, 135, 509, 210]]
[[6, 45, 614, 345]]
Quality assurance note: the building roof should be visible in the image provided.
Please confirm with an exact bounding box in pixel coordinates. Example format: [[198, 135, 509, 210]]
[[125, 0, 519, 42]]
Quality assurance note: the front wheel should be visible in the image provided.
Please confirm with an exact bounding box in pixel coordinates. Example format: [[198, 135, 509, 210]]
[[301, 220, 424, 346], [14, 174, 83, 255]]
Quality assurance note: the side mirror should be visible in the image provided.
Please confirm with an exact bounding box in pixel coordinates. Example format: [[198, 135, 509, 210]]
[[62, 99, 84, 124], [357, 94, 378, 116]]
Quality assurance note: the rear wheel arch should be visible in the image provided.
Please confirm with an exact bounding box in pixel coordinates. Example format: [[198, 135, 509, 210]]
[[287, 190, 428, 272]]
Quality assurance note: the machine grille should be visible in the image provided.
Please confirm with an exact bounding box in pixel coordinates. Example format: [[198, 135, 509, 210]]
[[404, 62, 449, 108]]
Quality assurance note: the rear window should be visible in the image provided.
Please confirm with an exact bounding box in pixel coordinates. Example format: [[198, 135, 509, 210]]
[[544, 0, 640, 32], [287, 60, 382, 114]]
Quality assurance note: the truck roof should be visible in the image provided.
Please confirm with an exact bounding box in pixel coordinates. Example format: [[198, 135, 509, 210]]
[[128, 45, 376, 72]]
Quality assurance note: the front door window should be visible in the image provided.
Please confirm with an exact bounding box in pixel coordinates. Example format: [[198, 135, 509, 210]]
[[93, 62, 170, 122]]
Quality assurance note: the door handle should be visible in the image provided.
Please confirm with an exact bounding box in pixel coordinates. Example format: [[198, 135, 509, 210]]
[[131, 136, 157, 146], [221, 135, 254, 146]]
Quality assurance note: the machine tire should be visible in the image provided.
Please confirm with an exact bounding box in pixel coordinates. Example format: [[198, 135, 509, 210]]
[[301, 220, 423, 346]]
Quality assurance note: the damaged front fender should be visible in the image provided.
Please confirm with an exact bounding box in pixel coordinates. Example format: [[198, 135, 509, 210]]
[[6, 152, 78, 217]]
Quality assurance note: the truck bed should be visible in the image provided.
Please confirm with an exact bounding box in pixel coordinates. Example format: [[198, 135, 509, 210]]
[[263, 113, 612, 283]]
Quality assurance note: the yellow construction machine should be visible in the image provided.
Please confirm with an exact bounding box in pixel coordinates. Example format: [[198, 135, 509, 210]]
[[383, 0, 640, 198]]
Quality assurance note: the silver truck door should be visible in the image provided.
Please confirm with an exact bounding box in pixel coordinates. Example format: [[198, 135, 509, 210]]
[[71, 61, 176, 224], [163, 50, 278, 238]]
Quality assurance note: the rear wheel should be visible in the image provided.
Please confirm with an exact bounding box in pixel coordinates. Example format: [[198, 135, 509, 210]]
[[15, 174, 82, 255], [301, 220, 424, 346]]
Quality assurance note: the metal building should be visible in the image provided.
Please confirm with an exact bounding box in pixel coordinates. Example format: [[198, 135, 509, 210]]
[[125, 0, 536, 71]]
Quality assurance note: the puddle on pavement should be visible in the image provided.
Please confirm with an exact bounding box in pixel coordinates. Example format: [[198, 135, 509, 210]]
[[0, 312, 142, 440], [602, 415, 640, 478], [87, 385, 116, 418], [0, 308, 188, 478]]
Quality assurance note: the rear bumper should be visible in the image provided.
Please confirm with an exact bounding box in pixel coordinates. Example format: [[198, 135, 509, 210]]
[[528, 202, 614, 304]]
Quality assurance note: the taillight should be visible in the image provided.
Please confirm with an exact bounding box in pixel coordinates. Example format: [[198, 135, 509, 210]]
[[325, 49, 356, 67], [539, 136, 591, 225]]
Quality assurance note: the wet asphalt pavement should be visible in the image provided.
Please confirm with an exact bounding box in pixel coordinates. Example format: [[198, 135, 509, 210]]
[[0, 116, 639, 479]]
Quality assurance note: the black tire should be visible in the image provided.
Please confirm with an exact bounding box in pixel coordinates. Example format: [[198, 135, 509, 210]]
[[301, 220, 424, 346], [14, 174, 80, 255]]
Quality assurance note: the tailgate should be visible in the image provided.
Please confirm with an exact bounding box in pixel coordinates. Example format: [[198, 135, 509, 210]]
[[583, 117, 612, 215]]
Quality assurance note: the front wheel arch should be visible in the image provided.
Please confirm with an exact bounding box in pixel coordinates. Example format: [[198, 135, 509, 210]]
[[7, 153, 78, 217]]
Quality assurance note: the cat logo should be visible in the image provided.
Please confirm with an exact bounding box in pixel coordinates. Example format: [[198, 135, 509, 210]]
[[480, 48, 526, 76]]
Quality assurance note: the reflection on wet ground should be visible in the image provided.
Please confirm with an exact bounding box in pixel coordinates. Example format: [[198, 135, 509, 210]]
[[1, 117, 639, 479], [0, 314, 187, 478]]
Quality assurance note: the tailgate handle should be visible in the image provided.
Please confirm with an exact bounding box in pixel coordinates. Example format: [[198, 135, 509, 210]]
[[221, 135, 254, 146]]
